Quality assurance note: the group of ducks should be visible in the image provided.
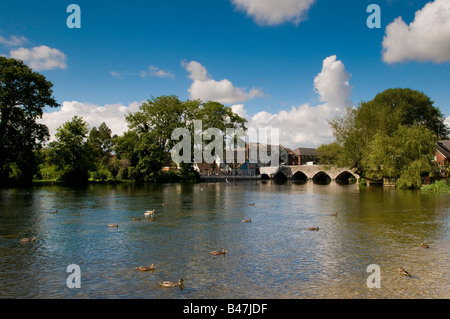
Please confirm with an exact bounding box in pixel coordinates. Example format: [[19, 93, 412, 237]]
[[107, 209, 157, 228], [134, 249, 228, 288], [115, 207, 230, 288], [19, 203, 430, 288], [135, 264, 184, 288]]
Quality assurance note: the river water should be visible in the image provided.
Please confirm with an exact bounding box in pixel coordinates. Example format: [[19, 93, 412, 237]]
[[0, 181, 448, 299]]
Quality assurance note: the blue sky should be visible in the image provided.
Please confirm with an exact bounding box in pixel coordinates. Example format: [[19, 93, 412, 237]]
[[1, 0, 449, 148]]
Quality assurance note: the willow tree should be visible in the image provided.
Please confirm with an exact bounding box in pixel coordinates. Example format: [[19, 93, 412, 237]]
[[0, 57, 59, 184], [362, 125, 435, 188]]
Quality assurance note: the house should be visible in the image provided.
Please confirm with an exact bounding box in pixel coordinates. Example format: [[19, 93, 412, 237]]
[[237, 161, 257, 176], [436, 140, 450, 166], [293, 147, 318, 165], [279, 145, 298, 165]]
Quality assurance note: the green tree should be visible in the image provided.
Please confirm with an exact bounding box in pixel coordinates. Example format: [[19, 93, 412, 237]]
[[0, 57, 59, 184], [50, 116, 94, 184], [316, 142, 343, 165], [362, 125, 435, 188], [329, 88, 448, 180], [116, 95, 247, 182]]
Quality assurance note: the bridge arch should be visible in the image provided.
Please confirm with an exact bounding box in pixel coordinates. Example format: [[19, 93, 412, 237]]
[[261, 173, 270, 180], [312, 171, 332, 184], [273, 171, 288, 181], [335, 171, 358, 184], [292, 171, 308, 181]]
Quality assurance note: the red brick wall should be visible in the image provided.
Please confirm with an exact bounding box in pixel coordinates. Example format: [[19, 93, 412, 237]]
[[436, 151, 449, 166]]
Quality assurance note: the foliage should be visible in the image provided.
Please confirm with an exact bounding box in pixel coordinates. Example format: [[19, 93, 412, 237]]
[[48, 116, 94, 184], [115, 95, 247, 182], [421, 179, 450, 193], [317, 142, 343, 165], [327, 88, 447, 187], [0, 57, 59, 185]]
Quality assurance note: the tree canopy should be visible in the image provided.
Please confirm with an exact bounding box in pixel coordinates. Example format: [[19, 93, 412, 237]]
[[0, 57, 59, 184], [322, 88, 448, 188]]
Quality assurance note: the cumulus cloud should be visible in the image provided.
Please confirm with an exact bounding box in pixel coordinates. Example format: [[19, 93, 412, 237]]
[[445, 116, 450, 131], [0, 35, 28, 47], [38, 101, 142, 141], [10, 45, 67, 70], [231, 55, 352, 148], [382, 0, 450, 63], [231, 0, 315, 26], [182, 60, 264, 104], [244, 103, 342, 148], [313, 55, 352, 107]]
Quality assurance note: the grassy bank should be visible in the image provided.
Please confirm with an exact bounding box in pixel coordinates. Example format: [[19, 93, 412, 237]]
[[421, 179, 450, 193]]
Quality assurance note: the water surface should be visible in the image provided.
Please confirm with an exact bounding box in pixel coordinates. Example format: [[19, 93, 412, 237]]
[[0, 181, 448, 298]]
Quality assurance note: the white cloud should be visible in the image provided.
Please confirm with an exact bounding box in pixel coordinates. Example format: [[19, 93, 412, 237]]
[[382, 0, 450, 63], [231, 0, 315, 26], [38, 101, 142, 141], [0, 35, 28, 46], [10, 45, 67, 70], [230, 55, 352, 148], [313, 55, 352, 107], [445, 116, 450, 131], [149, 65, 175, 78], [182, 60, 264, 104], [110, 66, 174, 79], [233, 103, 343, 149]]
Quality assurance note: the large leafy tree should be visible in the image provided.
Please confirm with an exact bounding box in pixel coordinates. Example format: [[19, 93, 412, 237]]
[[362, 125, 435, 188], [115, 95, 247, 182], [49, 116, 94, 184], [0, 57, 59, 184], [328, 88, 448, 178]]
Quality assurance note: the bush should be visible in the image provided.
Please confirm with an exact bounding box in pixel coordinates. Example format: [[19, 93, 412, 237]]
[[421, 179, 450, 193]]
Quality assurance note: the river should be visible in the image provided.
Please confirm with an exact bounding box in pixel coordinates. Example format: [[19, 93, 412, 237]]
[[0, 181, 448, 298]]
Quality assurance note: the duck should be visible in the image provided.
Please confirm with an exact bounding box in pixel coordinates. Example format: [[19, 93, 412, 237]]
[[210, 249, 227, 255], [329, 213, 338, 217], [20, 237, 38, 242], [136, 264, 155, 271], [108, 223, 119, 228], [159, 279, 184, 288], [247, 203, 255, 206], [242, 219, 252, 223], [50, 209, 58, 214], [420, 243, 429, 249], [398, 267, 411, 277], [308, 227, 319, 231], [144, 210, 155, 216], [131, 217, 141, 221]]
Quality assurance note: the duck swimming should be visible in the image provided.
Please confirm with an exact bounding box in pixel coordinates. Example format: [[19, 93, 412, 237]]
[[210, 249, 227, 255], [242, 219, 252, 223], [420, 243, 429, 249], [308, 227, 319, 231], [144, 210, 155, 216], [20, 237, 37, 242], [136, 264, 155, 271], [159, 279, 184, 288], [398, 267, 411, 277], [108, 223, 119, 228]]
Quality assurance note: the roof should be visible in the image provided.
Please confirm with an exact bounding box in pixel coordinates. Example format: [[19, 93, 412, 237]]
[[293, 147, 318, 157], [194, 162, 212, 170], [437, 140, 450, 158]]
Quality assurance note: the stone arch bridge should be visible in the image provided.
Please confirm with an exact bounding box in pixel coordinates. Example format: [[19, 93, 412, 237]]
[[259, 165, 360, 183]]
